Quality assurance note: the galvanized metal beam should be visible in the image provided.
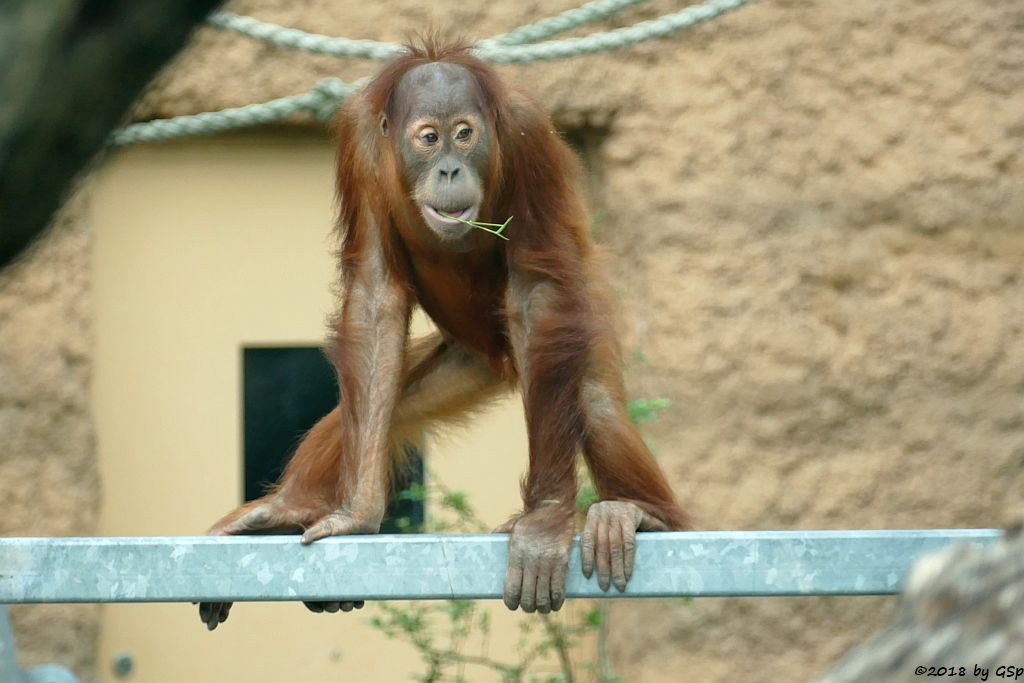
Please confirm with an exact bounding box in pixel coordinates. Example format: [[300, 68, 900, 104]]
[[0, 530, 1001, 604]]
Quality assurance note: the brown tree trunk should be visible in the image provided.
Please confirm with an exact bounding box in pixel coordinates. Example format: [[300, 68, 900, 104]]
[[0, 0, 222, 267]]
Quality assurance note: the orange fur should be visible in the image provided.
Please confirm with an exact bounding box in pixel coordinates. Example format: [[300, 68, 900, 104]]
[[210, 36, 686, 538]]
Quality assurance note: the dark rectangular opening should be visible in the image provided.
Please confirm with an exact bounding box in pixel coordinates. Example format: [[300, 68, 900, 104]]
[[242, 346, 423, 533]]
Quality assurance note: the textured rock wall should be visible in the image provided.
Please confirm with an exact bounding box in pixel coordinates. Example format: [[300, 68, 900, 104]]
[[4, 0, 1022, 680], [0, 189, 100, 680], [143, 2, 1024, 678]]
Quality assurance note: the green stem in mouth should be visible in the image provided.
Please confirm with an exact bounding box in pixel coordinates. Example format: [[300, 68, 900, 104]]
[[439, 211, 512, 241]]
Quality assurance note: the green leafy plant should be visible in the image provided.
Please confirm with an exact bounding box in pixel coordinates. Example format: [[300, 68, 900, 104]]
[[377, 476, 600, 683], [366, 350, 674, 682]]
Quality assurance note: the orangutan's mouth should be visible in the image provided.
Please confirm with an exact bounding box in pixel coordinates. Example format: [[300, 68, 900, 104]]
[[424, 205, 478, 225]]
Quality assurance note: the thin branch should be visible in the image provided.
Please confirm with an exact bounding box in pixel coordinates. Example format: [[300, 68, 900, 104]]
[[596, 600, 613, 682], [541, 614, 576, 683], [439, 211, 513, 240]]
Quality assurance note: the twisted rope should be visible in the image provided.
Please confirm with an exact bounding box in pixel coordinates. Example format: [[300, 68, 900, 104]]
[[112, 0, 755, 145], [108, 78, 363, 147], [475, 0, 752, 63], [206, 0, 752, 63], [479, 0, 650, 47], [207, 11, 405, 60]]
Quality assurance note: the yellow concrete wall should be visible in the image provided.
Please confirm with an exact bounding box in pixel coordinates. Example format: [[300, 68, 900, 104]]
[[89, 133, 562, 682]]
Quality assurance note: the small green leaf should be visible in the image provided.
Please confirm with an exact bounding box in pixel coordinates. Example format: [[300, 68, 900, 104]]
[[576, 484, 598, 513], [447, 599, 473, 621], [397, 482, 427, 502], [627, 397, 673, 424], [441, 490, 471, 514]]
